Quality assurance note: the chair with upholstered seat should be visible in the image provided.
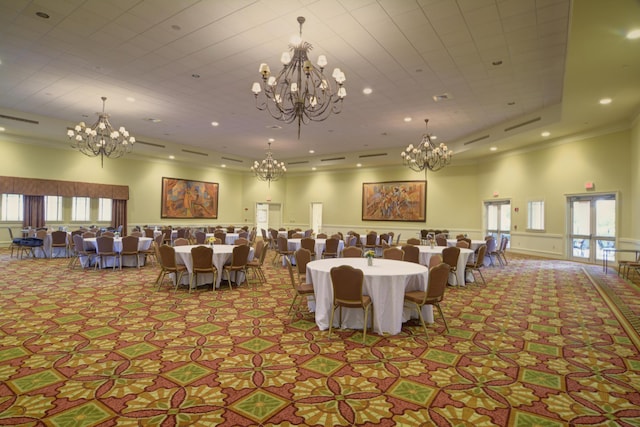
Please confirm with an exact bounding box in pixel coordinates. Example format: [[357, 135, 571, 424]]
[[316, 233, 328, 239], [246, 240, 268, 284], [69, 234, 96, 269], [51, 230, 69, 258], [456, 239, 470, 249], [364, 232, 378, 251], [284, 256, 315, 318], [156, 244, 187, 291], [442, 246, 460, 285], [144, 228, 155, 238], [465, 244, 487, 285], [496, 236, 509, 265], [383, 247, 404, 260], [234, 237, 250, 246], [401, 244, 420, 264], [329, 265, 373, 344], [190, 245, 217, 292], [273, 236, 294, 266], [130, 231, 143, 238], [173, 237, 189, 246], [429, 254, 443, 269], [120, 235, 141, 268], [95, 236, 120, 270], [322, 237, 340, 258], [101, 231, 115, 238], [484, 236, 498, 266], [194, 231, 206, 244], [222, 244, 250, 289], [436, 235, 447, 246], [342, 246, 363, 258], [420, 229, 430, 245], [406, 237, 421, 246], [214, 231, 226, 244], [404, 262, 451, 338], [300, 237, 316, 258], [294, 248, 312, 284]]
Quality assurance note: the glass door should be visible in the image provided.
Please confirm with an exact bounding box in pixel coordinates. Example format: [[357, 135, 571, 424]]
[[485, 200, 511, 242], [310, 202, 322, 236], [568, 194, 616, 263]]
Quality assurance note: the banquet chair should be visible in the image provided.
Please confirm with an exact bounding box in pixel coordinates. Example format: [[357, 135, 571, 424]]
[[344, 235, 357, 248], [376, 233, 390, 250], [436, 236, 447, 246], [246, 240, 268, 284], [173, 238, 189, 246], [394, 233, 402, 246], [294, 248, 312, 283], [95, 236, 120, 270], [223, 244, 251, 290], [456, 240, 470, 249], [162, 228, 173, 245], [442, 246, 461, 285], [284, 256, 315, 319], [300, 237, 316, 258], [429, 254, 443, 269], [364, 232, 378, 251], [406, 237, 421, 246], [465, 244, 487, 285], [291, 232, 304, 238], [238, 231, 249, 239], [82, 231, 96, 239], [269, 229, 279, 249], [101, 231, 115, 238], [458, 237, 472, 249], [192, 231, 206, 244], [342, 246, 363, 258], [317, 232, 328, 239], [484, 237, 498, 266], [329, 265, 372, 344], [234, 237, 250, 246], [497, 237, 509, 265], [401, 245, 420, 264], [144, 228, 155, 238], [120, 235, 140, 268], [140, 235, 162, 267], [69, 234, 96, 269], [227, 226, 236, 233], [273, 236, 293, 266], [7, 227, 22, 258], [130, 231, 143, 238], [420, 229, 430, 245], [322, 237, 340, 259], [214, 231, 226, 244], [190, 245, 217, 293], [383, 247, 404, 260], [156, 245, 187, 292], [176, 228, 187, 239], [304, 229, 313, 238], [456, 234, 465, 239], [404, 262, 451, 339], [51, 230, 69, 258]]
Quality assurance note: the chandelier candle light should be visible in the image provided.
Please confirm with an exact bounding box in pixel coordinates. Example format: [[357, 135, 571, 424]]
[[401, 119, 452, 172], [67, 96, 135, 167], [251, 16, 346, 139], [251, 142, 286, 188]]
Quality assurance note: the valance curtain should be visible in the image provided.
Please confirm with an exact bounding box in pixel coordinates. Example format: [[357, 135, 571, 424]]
[[23, 195, 45, 229]]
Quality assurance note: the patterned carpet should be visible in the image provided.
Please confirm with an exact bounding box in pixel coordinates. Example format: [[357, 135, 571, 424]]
[[0, 247, 639, 426]]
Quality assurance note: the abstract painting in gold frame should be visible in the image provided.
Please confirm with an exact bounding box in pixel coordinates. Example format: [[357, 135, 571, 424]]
[[362, 180, 426, 222], [161, 177, 219, 219]]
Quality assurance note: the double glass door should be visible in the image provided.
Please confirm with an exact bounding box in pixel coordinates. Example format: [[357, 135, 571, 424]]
[[568, 194, 616, 262]]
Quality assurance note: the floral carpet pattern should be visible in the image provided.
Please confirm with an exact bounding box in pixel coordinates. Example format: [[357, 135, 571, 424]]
[[0, 248, 639, 426]]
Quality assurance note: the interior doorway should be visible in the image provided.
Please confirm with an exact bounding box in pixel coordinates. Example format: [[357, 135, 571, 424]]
[[255, 203, 283, 236], [310, 202, 323, 236], [567, 194, 616, 263]]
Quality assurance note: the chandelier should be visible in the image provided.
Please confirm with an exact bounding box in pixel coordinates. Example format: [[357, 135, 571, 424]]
[[401, 119, 452, 172], [251, 142, 286, 187], [66, 96, 135, 167], [251, 16, 346, 139]]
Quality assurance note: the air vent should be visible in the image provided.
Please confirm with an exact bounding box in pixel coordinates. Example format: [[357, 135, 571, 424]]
[[181, 149, 208, 157], [320, 157, 346, 162], [136, 140, 165, 148], [463, 135, 491, 146], [358, 153, 387, 159], [0, 114, 39, 125], [288, 160, 309, 165], [432, 93, 452, 102], [504, 117, 541, 132], [221, 156, 243, 163]]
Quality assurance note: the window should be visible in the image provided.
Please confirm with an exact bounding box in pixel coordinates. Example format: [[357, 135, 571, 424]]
[[98, 198, 112, 222], [1, 194, 23, 221], [72, 197, 90, 221], [45, 196, 63, 221], [527, 200, 545, 231]]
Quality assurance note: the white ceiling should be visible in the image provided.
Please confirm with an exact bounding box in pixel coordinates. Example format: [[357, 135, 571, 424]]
[[0, 0, 639, 171]]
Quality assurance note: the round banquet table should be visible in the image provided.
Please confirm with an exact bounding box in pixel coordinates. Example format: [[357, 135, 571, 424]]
[[306, 258, 432, 335], [174, 244, 254, 288], [286, 238, 345, 265], [416, 245, 474, 286], [83, 237, 153, 268]]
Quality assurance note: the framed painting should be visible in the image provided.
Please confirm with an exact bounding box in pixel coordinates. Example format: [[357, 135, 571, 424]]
[[161, 177, 219, 219], [362, 180, 426, 222]]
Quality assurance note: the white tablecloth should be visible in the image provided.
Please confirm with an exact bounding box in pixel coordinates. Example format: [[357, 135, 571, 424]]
[[83, 237, 153, 267], [174, 244, 254, 288], [446, 239, 490, 266], [416, 245, 474, 286], [286, 238, 345, 265], [306, 258, 432, 335]]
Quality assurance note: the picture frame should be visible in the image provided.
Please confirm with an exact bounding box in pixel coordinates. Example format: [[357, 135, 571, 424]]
[[161, 177, 219, 219], [362, 180, 426, 222]]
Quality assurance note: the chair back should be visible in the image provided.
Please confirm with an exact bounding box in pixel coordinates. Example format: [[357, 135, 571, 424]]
[[191, 245, 214, 270], [154, 233, 164, 248], [304, 229, 313, 238], [253, 240, 265, 260], [144, 228, 154, 238], [234, 237, 250, 246], [436, 236, 447, 246], [214, 231, 226, 242], [301, 238, 315, 253], [330, 265, 365, 306], [442, 246, 460, 269], [159, 244, 178, 269], [424, 263, 451, 303], [500, 236, 509, 251], [456, 234, 465, 239], [121, 235, 139, 253], [238, 231, 249, 239], [379, 233, 390, 244], [284, 256, 298, 290], [317, 233, 328, 239], [401, 245, 420, 263], [456, 240, 470, 248], [383, 247, 404, 260], [485, 237, 497, 253], [420, 229, 429, 240], [227, 226, 236, 233], [176, 228, 186, 238], [96, 236, 114, 253], [365, 233, 377, 246], [270, 229, 279, 240], [73, 234, 85, 253], [277, 236, 289, 253], [295, 248, 312, 277], [130, 231, 143, 238], [51, 230, 67, 245], [173, 238, 189, 246], [474, 244, 488, 267], [342, 246, 363, 258], [230, 244, 251, 267], [195, 231, 206, 244], [406, 237, 421, 245], [101, 231, 115, 238], [429, 254, 443, 269], [83, 231, 96, 238], [325, 237, 339, 254]]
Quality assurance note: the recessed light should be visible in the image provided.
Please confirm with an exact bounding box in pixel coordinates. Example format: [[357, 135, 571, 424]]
[[309, 149, 315, 154], [169, 155, 175, 160], [599, 97, 612, 105], [356, 163, 362, 167], [626, 29, 640, 39], [541, 131, 550, 137], [268, 138, 275, 142], [490, 146, 497, 151], [221, 164, 226, 168], [0, 127, 5, 132], [403, 117, 412, 123], [362, 87, 372, 95], [126, 97, 135, 102], [35, 11, 50, 19], [431, 135, 437, 140], [312, 167, 317, 171], [211, 121, 219, 127]]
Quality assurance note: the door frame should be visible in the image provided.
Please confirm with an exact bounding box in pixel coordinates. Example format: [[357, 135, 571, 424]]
[[566, 192, 617, 263]]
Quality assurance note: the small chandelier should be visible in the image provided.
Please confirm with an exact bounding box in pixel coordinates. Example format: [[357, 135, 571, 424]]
[[251, 16, 346, 139], [67, 96, 135, 167], [401, 119, 452, 172], [251, 142, 286, 187]]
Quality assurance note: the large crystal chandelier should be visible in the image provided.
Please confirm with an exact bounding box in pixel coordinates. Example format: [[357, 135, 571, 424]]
[[66, 96, 135, 167], [401, 119, 452, 172], [251, 16, 346, 139], [251, 142, 286, 187]]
